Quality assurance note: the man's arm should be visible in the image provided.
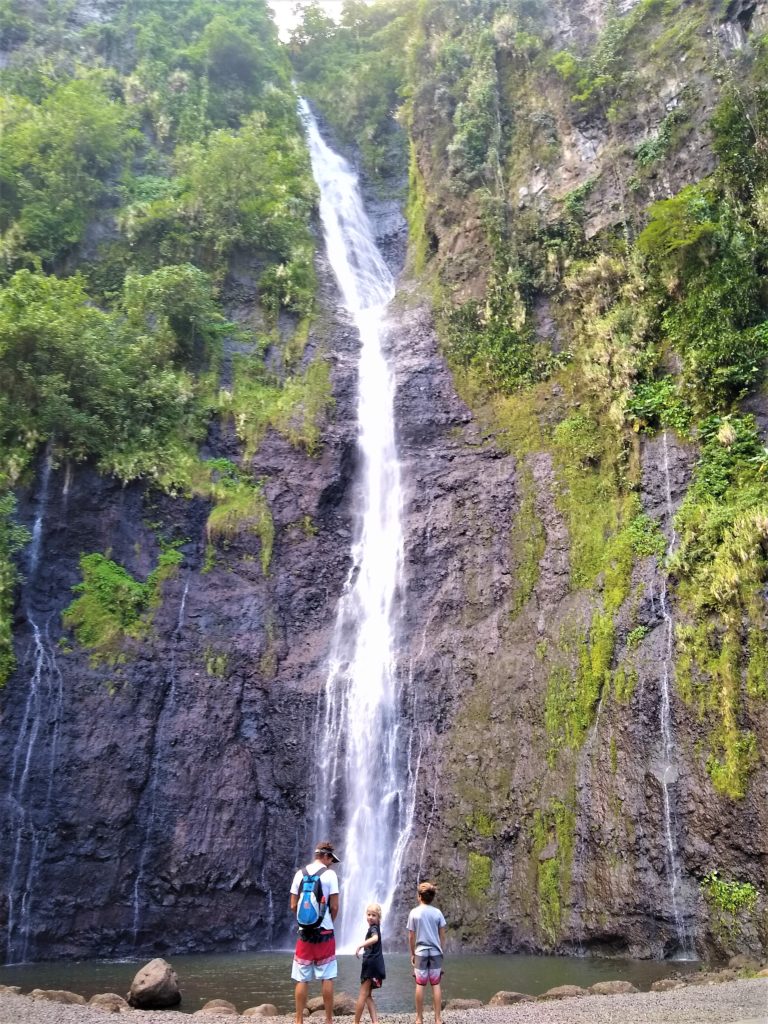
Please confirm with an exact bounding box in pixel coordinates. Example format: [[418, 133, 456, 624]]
[[290, 893, 299, 913], [407, 927, 416, 960], [439, 925, 446, 949], [329, 893, 339, 921]]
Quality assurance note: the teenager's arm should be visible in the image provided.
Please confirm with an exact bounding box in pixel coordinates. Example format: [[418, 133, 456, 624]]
[[407, 927, 416, 961], [439, 925, 446, 949], [290, 893, 298, 912], [329, 893, 339, 921]]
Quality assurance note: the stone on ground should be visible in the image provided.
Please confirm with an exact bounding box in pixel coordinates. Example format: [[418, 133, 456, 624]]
[[0, 986, 21, 995], [538, 984, 587, 1000], [127, 957, 182, 1009], [307, 992, 355, 1015], [729, 955, 761, 971], [242, 1004, 280, 1016], [89, 992, 130, 1012], [445, 999, 484, 1009], [196, 997, 238, 1014], [651, 979, 687, 992], [29, 989, 86, 1004], [488, 991, 535, 1004], [589, 980, 639, 995]]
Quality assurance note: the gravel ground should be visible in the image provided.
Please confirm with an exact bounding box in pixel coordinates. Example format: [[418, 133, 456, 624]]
[[0, 979, 766, 1024]]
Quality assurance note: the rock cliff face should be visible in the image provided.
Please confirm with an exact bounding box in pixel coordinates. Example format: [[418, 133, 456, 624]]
[[2, 0, 768, 966]]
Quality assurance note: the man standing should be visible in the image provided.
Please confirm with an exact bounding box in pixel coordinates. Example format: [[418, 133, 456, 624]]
[[290, 841, 341, 1024]]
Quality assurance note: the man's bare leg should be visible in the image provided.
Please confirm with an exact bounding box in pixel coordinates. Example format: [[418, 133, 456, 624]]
[[322, 979, 335, 1024], [431, 981, 442, 1024], [295, 982, 308, 1024], [414, 983, 425, 1024]]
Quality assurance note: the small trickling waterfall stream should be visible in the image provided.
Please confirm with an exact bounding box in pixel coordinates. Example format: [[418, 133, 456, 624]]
[[132, 575, 190, 944], [6, 451, 62, 964], [299, 101, 413, 949], [657, 430, 693, 956]]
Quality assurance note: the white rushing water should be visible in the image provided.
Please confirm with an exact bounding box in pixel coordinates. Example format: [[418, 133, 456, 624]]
[[6, 617, 64, 964], [657, 430, 693, 957], [299, 100, 411, 949]]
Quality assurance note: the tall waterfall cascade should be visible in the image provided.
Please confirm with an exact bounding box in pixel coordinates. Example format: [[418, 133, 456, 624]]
[[657, 430, 694, 957], [299, 100, 414, 949]]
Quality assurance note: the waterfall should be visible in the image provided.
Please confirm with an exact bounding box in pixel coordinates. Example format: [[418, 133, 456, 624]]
[[5, 618, 64, 964], [299, 101, 411, 949], [27, 445, 53, 581], [657, 430, 694, 958]]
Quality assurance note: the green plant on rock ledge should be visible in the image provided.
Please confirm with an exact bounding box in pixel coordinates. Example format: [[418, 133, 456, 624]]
[[467, 852, 492, 902], [701, 871, 760, 947], [531, 798, 576, 946], [671, 415, 768, 799], [544, 612, 614, 766], [63, 545, 182, 665]]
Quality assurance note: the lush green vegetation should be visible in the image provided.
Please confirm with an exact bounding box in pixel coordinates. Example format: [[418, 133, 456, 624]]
[[289, 0, 411, 183], [701, 871, 761, 947], [0, 0, 337, 679], [63, 546, 183, 664]]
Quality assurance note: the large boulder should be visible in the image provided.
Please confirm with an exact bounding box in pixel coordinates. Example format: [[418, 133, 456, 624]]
[[89, 992, 130, 1013], [127, 958, 181, 1009], [445, 999, 483, 1010], [488, 991, 535, 1005], [537, 985, 587, 1000], [29, 989, 86, 1004], [243, 1005, 280, 1017], [307, 992, 355, 1015], [589, 980, 639, 995], [0, 986, 21, 995]]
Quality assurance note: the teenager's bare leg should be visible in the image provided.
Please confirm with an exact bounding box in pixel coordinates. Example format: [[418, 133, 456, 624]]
[[355, 981, 372, 1024], [322, 979, 334, 1024], [295, 982, 308, 1024], [365, 993, 378, 1023], [431, 981, 442, 1024], [414, 983, 425, 1024]]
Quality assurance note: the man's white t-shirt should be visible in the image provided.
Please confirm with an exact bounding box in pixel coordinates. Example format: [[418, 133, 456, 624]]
[[291, 859, 339, 931], [407, 903, 446, 954]]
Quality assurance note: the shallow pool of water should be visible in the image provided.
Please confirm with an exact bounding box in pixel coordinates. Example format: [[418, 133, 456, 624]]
[[0, 951, 704, 1014]]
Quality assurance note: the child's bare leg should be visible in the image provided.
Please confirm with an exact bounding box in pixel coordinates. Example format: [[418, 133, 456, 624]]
[[414, 982, 425, 1024], [431, 981, 442, 1024], [365, 993, 378, 1023], [355, 981, 372, 1024]]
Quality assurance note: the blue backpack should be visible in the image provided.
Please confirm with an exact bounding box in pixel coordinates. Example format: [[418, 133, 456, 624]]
[[296, 867, 327, 930]]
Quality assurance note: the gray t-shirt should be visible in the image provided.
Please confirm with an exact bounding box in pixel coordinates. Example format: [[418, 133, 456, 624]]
[[406, 903, 446, 954]]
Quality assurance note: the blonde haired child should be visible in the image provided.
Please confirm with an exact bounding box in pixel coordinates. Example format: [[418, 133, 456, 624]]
[[354, 903, 386, 1024]]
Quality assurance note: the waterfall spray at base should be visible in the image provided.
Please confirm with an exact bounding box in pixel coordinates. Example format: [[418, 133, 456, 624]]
[[299, 101, 413, 950]]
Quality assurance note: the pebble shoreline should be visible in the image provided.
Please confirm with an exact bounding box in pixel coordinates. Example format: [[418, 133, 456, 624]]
[[0, 978, 766, 1024]]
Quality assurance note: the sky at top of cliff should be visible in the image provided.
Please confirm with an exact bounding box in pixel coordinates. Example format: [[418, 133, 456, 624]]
[[268, 0, 344, 41]]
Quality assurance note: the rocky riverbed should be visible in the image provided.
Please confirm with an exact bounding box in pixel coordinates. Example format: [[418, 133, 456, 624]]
[[0, 977, 766, 1024]]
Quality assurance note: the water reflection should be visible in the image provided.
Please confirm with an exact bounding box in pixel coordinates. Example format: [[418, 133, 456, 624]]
[[0, 952, 702, 1014]]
